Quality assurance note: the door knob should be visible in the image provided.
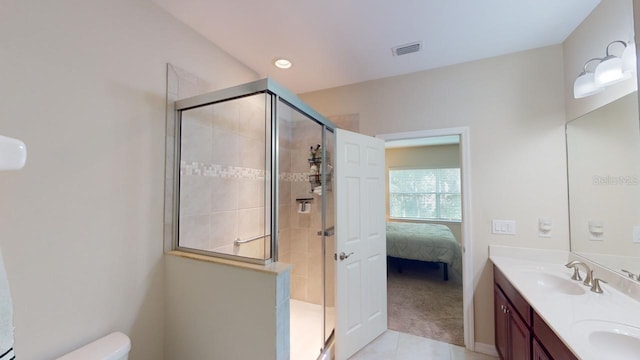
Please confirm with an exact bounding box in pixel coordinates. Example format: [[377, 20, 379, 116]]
[[339, 252, 354, 261]]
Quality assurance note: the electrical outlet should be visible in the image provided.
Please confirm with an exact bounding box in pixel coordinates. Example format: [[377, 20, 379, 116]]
[[589, 221, 604, 241], [538, 217, 552, 238]]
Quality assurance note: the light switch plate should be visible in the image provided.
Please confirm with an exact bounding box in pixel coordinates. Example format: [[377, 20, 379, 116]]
[[492, 220, 516, 235]]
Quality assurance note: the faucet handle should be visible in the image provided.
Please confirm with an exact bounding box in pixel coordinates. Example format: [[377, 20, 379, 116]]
[[622, 269, 639, 281], [591, 277, 607, 294]]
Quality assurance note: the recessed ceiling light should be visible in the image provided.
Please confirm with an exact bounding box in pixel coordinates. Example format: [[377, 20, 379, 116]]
[[273, 58, 293, 69]]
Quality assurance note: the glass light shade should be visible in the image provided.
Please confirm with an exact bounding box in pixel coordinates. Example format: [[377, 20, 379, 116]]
[[0, 135, 27, 170], [573, 71, 603, 99], [622, 41, 637, 73], [594, 56, 631, 86]]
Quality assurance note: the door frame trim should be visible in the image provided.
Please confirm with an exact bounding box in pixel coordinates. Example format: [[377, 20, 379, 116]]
[[376, 126, 474, 351]]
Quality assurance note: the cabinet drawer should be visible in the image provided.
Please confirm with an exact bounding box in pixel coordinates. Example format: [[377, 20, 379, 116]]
[[533, 312, 578, 360], [494, 266, 532, 327]]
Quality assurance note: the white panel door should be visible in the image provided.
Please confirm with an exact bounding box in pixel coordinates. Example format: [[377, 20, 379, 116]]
[[335, 129, 387, 360]]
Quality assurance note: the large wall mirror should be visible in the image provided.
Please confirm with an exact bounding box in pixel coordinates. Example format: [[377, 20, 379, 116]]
[[567, 91, 640, 276]]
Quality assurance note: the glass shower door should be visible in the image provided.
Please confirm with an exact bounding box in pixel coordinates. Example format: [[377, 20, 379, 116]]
[[323, 127, 336, 349], [277, 98, 333, 359]]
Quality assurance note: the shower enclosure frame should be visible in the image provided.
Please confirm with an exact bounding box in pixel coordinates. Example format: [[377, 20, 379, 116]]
[[168, 78, 338, 357], [169, 78, 336, 266]]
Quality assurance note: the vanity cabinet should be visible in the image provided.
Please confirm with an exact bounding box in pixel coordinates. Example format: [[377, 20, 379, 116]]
[[494, 266, 578, 360], [494, 268, 531, 360], [532, 339, 551, 360]]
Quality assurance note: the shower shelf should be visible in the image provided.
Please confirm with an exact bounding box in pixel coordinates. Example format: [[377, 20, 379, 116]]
[[309, 174, 322, 187], [308, 152, 332, 192], [308, 156, 322, 188], [308, 156, 322, 165]]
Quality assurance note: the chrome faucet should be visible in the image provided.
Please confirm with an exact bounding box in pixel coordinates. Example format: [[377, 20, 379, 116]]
[[565, 261, 607, 293], [589, 272, 607, 294], [565, 260, 593, 287], [622, 269, 640, 281]]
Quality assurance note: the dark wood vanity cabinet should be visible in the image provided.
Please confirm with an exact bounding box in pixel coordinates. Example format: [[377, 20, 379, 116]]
[[494, 266, 577, 360], [494, 267, 531, 360], [532, 338, 551, 360]]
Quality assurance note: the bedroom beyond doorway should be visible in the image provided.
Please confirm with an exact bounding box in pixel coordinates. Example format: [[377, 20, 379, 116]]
[[379, 129, 470, 349]]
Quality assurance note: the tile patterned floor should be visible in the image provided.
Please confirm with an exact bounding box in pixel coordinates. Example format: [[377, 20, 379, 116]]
[[349, 330, 498, 360]]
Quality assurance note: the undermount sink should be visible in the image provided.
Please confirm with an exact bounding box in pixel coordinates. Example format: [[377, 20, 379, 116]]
[[572, 320, 640, 360], [518, 271, 586, 295]]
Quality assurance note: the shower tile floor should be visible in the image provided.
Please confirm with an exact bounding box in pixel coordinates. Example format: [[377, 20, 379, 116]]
[[291, 300, 497, 360], [290, 299, 324, 360]]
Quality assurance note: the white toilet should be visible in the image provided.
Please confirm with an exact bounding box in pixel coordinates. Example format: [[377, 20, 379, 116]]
[[56, 332, 131, 360]]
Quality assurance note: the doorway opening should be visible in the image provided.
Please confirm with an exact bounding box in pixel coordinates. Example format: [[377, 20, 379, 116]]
[[377, 127, 474, 351]]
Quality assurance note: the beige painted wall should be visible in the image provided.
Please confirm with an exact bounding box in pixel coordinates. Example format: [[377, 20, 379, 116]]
[[564, 0, 636, 120], [301, 45, 569, 347], [385, 144, 462, 243], [164, 253, 290, 360], [0, 1, 257, 359]]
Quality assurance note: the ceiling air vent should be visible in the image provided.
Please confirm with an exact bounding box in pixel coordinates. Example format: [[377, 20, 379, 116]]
[[392, 41, 422, 56]]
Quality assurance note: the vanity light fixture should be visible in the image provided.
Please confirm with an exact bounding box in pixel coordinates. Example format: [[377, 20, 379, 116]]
[[594, 40, 634, 86], [0, 135, 27, 171], [574, 58, 604, 99], [273, 58, 292, 69], [573, 39, 637, 98], [622, 40, 637, 73]]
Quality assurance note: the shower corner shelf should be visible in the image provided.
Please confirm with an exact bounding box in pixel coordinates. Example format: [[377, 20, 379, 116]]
[[309, 174, 322, 187], [308, 156, 323, 188], [308, 156, 323, 165], [307, 165, 332, 193]]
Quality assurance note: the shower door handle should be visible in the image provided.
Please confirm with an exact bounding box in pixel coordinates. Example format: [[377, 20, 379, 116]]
[[338, 252, 354, 261]]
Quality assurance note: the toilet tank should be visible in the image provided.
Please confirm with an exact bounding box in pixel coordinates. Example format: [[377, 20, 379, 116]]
[[56, 332, 131, 360]]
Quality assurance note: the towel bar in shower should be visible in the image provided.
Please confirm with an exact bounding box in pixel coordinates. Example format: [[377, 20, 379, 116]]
[[234, 234, 270, 245], [317, 226, 335, 237]]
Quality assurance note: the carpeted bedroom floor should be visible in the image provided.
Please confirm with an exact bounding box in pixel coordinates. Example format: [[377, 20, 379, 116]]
[[387, 258, 464, 346]]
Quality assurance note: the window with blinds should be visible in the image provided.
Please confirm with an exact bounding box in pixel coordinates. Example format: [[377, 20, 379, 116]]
[[388, 168, 461, 221]]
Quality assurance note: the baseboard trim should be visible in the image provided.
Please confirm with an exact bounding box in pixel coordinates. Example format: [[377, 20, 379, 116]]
[[474, 342, 498, 357]]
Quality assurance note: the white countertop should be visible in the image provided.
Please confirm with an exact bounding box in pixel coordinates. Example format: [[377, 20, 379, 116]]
[[489, 245, 640, 360]]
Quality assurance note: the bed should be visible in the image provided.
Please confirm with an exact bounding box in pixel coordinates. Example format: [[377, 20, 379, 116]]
[[386, 221, 462, 281]]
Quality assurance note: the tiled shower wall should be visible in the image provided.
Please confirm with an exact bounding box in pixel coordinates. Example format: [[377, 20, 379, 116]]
[[178, 89, 332, 303], [179, 94, 268, 254], [279, 118, 325, 305]]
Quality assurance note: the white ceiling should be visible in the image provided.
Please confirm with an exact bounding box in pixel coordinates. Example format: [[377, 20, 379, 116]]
[[152, 0, 600, 94]]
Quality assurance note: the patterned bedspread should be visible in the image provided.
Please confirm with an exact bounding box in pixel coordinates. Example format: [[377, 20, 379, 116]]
[[386, 222, 462, 277]]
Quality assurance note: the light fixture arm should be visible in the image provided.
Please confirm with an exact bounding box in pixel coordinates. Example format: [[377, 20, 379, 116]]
[[604, 40, 628, 57], [579, 58, 602, 75], [574, 39, 637, 98]]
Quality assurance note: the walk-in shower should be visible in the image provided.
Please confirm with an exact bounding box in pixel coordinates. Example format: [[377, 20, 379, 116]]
[[167, 78, 336, 359]]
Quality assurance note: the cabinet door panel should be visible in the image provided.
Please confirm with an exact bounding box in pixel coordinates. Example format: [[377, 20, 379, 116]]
[[494, 286, 509, 360], [510, 308, 531, 360], [532, 338, 551, 360]]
